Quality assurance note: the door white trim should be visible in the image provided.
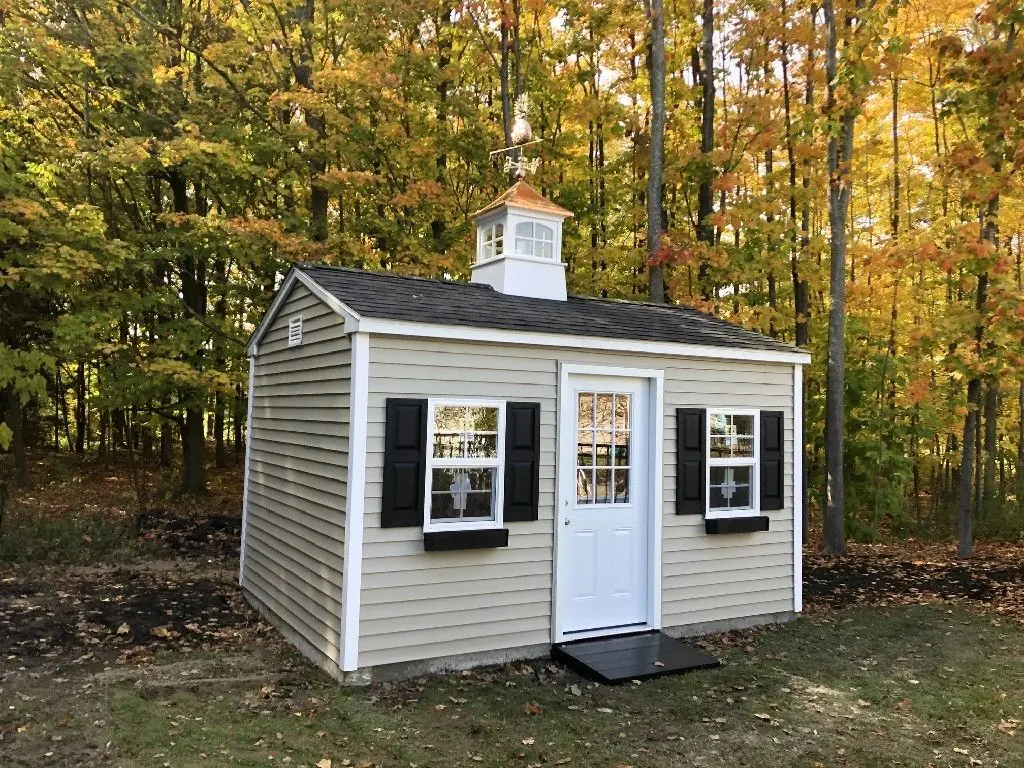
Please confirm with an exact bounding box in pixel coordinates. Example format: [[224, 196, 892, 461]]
[[553, 363, 664, 643]]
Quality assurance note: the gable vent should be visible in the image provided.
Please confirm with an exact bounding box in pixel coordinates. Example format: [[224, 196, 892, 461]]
[[288, 315, 303, 346]]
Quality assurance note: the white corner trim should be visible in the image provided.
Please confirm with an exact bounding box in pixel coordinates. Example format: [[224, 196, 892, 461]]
[[246, 268, 362, 356], [649, 369, 665, 632], [341, 331, 370, 672], [358, 318, 812, 366], [239, 355, 256, 585], [793, 364, 803, 613]]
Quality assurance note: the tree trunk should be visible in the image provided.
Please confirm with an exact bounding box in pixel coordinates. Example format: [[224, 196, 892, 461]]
[[234, 382, 244, 463], [695, 0, 715, 300], [214, 393, 226, 470], [3, 391, 29, 488], [160, 418, 173, 467], [293, 0, 328, 241], [645, 0, 666, 303], [822, 0, 853, 554], [170, 171, 207, 493], [74, 361, 86, 454], [182, 407, 205, 495], [1018, 380, 1024, 513], [431, 7, 453, 253], [983, 377, 998, 518], [959, 378, 981, 557]]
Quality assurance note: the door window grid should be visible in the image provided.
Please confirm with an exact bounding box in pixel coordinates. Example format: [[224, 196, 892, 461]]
[[707, 411, 757, 514], [576, 392, 631, 504]]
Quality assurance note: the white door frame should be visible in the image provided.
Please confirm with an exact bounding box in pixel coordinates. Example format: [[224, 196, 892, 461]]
[[553, 362, 664, 643]]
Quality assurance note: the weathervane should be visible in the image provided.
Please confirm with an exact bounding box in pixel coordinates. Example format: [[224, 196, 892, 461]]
[[490, 93, 542, 179]]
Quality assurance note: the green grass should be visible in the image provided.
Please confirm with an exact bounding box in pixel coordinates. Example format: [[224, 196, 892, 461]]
[[89, 604, 1023, 768]]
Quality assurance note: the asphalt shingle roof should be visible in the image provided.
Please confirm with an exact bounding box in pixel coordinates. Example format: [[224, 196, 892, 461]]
[[296, 263, 803, 355]]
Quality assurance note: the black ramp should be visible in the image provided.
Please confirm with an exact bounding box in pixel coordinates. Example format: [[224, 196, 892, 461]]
[[552, 631, 720, 684]]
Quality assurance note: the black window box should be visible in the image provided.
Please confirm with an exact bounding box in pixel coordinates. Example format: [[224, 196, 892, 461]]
[[424, 528, 510, 551], [705, 516, 770, 535]]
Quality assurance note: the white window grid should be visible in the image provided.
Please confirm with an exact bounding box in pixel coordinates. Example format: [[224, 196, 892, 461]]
[[423, 399, 506, 532], [514, 221, 555, 260], [706, 409, 760, 519], [480, 222, 504, 261], [575, 391, 632, 507]]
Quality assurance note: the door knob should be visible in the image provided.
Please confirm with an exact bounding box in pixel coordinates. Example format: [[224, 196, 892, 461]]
[[564, 518, 570, 526]]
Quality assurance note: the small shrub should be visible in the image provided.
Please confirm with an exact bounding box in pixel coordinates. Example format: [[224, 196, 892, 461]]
[[0, 505, 136, 564]]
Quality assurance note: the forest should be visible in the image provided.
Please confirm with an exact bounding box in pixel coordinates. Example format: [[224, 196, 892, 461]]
[[0, 0, 1022, 554]]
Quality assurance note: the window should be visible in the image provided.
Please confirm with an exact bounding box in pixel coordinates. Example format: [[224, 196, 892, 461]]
[[514, 221, 555, 260], [707, 411, 758, 518], [287, 315, 303, 346], [480, 222, 504, 261], [576, 392, 631, 505], [425, 401, 505, 531]]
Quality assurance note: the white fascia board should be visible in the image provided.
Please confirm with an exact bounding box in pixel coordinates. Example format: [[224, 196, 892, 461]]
[[355, 317, 812, 366], [246, 268, 362, 356], [340, 331, 370, 672]]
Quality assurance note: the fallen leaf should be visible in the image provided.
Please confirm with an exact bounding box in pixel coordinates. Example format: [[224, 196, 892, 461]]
[[522, 738, 535, 745], [115, 623, 130, 635], [754, 713, 772, 721], [524, 702, 542, 716], [316, 760, 332, 768]]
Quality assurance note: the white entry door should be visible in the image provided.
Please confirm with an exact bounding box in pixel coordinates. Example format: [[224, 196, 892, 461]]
[[557, 375, 651, 636]]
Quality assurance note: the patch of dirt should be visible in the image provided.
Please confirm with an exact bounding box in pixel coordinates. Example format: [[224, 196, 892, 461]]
[[0, 565, 264, 667], [804, 541, 1024, 623]]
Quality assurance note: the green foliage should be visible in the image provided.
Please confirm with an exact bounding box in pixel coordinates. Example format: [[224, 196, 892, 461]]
[[0, 0, 1020, 533]]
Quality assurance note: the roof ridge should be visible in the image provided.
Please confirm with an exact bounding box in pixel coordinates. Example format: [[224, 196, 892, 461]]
[[296, 262, 497, 292]]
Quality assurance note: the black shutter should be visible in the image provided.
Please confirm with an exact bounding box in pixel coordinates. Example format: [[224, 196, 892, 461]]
[[504, 402, 541, 522], [676, 408, 706, 514], [759, 410, 785, 511], [381, 399, 428, 528]]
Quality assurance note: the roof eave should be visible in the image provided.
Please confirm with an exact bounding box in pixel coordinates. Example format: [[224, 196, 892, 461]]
[[352, 316, 811, 365]]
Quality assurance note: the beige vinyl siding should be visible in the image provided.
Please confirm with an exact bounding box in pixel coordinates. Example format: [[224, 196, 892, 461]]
[[243, 283, 349, 676], [360, 336, 796, 668]]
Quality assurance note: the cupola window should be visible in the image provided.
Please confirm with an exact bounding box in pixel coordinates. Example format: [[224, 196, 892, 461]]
[[514, 221, 554, 260], [480, 222, 504, 261]]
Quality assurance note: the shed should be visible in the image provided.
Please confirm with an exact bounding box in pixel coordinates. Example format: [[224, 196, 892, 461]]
[[241, 180, 810, 683]]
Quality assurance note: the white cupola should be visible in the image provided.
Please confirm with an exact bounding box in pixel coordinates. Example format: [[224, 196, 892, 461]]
[[470, 180, 573, 301]]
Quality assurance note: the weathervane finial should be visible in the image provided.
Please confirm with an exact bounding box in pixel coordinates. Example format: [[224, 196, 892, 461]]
[[490, 92, 542, 179]]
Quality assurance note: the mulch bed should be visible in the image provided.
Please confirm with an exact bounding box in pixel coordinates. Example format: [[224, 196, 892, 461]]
[[804, 541, 1024, 623]]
